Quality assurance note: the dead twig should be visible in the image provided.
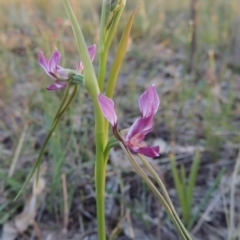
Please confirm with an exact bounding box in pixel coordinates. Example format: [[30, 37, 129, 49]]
[[228, 149, 240, 240], [187, 0, 198, 73]]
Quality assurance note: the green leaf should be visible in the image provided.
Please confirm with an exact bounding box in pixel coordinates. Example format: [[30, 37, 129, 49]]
[[187, 168, 225, 230], [186, 151, 201, 218], [98, 0, 126, 91], [106, 6, 139, 99], [169, 154, 186, 221], [104, 135, 119, 160], [180, 164, 189, 224], [0, 171, 21, 190]]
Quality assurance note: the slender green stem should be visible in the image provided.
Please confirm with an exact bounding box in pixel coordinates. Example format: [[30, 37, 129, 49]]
[[53, 83, 71, 122], [95, 151, 107, 240], [92, 87, 109, 240], [137, 154, 193, 240], [56, 84, 78, 119], [36, 84, 79, 181], [15, 85, 78, 200], [120, 144, 188, 240]]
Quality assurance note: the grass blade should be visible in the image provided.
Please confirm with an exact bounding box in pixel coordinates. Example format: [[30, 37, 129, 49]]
[[170, 154, 186, 222], [187, 168, 225, 230], [105, 6, 139, 99]]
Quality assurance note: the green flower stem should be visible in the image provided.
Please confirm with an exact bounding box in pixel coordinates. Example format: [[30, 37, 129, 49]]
[[55, 84, 78, 120], [137, 154, 193, 240], [94, 94, 108, 240], [36, 84, 79, 182], [95, 93, 110, 240], [95, 151, 107, 240], [62, 2, 108, 239], [53, 83, 71, 123], [120, 144, 187, 240]]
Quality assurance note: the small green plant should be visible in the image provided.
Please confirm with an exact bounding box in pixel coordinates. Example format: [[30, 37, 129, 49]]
[[170, 152, 225, 230], [170, 151, 201, 227]]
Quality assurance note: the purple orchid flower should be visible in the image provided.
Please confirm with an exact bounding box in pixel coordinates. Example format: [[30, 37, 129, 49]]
[[98, 85, 160, 157], [38, 44, 96, 90]]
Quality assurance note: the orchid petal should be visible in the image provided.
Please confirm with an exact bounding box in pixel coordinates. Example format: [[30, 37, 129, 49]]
[[88, 44, 96, 62], [77, 62, 84, 72], [46, 81, 67, 90], [48, 48, 61, 73], [98, 94, 118, 126], [39, 52, 57, 80], [38, 51, 49, 71], [139, 84, 159, 117], [126, 116, 153, 141], [132, 145, 160, 157], [76, 45, 96, 72]]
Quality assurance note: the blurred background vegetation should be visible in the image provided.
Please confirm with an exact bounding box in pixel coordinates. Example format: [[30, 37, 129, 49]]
[[0, 0, 240, 239]]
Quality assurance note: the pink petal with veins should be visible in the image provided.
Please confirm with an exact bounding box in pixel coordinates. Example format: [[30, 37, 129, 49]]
[[132, 145, 160, 157], [88, 44, 96, 61], [98, 94, 118, 127], [48, 48, 61, 73], [126, 116, 153, 142], [139, 84, 159, 117], [46, 81, 67, 90], [77, 45, 96, 72], [38, 51, 49, 71], [39, 52, 56, 80], [77, 62, 84, 72]]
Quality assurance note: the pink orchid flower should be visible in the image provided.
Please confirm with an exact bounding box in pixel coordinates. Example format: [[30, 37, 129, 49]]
[[98, 85, 160, 157], [38, 45, 96, 90]]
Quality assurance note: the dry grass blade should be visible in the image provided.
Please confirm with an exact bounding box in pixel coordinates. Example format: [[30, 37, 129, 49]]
[[123, 209, 135, 239], [8, 119, 29, 178], [61, 173, 69, 234], [228, 149, 240, 240], [110, 149, 164, 181], [2, 166, 46, 240]]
